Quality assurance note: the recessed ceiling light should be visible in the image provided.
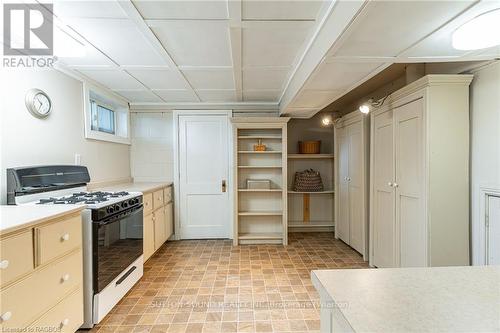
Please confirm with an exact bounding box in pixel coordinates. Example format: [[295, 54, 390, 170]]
[[452, 9, 500, 50]]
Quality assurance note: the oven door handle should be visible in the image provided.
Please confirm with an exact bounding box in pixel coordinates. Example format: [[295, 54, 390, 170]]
[[97, 204, 143, 226]]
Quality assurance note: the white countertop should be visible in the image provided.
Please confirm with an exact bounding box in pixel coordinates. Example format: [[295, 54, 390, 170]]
[[312, 266, 500, 332], [91, 182, 172, 194], [0, 205, 84, 235]]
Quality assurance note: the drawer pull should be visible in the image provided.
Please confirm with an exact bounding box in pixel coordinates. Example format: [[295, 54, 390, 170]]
[[61, 274, 70, 282], [0, 260, 9, 269], [1, 311, 12, 322], [61, 318, 70, 327], [61, 233, 70, 241]]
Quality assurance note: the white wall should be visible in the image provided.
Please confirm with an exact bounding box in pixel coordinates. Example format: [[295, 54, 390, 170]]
[[470, 60, 500, 264], [130, 111, 174, 182], [0, 68, 131, 204]]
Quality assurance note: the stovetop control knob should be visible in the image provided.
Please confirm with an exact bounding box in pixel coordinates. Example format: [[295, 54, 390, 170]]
[[107, 206, 114, 214], [128, 199, 135, 206], [114, 204, 120, 212], [121, 201, 128, 208]]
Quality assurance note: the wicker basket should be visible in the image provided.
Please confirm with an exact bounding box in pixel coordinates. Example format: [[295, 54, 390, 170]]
[[293, 169, 324, 192], [298, 140, 321, 154]]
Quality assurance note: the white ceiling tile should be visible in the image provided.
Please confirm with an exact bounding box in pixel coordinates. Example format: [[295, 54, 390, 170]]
[[335, 1, 474, 57], [242, 0, 323, 20], [66, 18, 167, 66], [242, 68, 289, 90], [196, 90, 237, 102], [153, 89, 199, 102], [78, 69, 144, 90], [291, 90, 342, 108], [52, 0, 127, 18], [151, 21, 232, 67], [306, 62, 384, 91], [243, 90, 281, 102], [127, 68, 188, 89], [182, 68, 234, 89], [243, 21, 315, 67], [114, 90, 163, 103], [133, 0, 228, 20]]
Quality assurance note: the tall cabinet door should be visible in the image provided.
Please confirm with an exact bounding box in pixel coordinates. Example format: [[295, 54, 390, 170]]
[[394, 98, 426, 267], [347, 121, 364, 253], [337, 126, 350, 243], [372, 111, 396, 267]]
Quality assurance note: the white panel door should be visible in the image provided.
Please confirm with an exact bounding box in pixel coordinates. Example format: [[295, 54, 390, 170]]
[[347, 121, 364, 253], [337, 127, 350, 243], [179, 115, 230, 239], [395, 99, 426, 267], [372, 111, 396, 268], [487, 195, 500, 265]]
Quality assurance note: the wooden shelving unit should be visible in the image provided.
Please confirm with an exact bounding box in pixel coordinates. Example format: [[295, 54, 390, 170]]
[[288, 153, 335, 231], [288, 154, 334, 159], [232, 117, 290, 245]]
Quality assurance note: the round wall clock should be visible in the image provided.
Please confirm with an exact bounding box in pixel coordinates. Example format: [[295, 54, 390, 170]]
[[25, 89, 52, 119]]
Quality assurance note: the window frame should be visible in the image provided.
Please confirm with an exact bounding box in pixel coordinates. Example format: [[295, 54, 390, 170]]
[[83, 82, 131, 145]]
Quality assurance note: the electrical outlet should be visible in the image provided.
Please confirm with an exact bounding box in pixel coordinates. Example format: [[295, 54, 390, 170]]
[[74, 154, 81, 165]]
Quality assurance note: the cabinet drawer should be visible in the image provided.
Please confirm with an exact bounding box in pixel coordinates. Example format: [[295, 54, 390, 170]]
[[164, 186, 173, 203], [143, 193, 153, 215], [153, 189, 164, 209], [0, 231, 33, 287], [29, 288, 83, 333], [35, 215, 82, 266], [0, 251, 82, 330]]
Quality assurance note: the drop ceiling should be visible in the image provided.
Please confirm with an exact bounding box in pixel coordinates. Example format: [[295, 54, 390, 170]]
[[48, 0, 500, 116]]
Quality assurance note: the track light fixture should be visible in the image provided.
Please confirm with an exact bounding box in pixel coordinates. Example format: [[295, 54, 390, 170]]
[[358, 95, 389, 115]]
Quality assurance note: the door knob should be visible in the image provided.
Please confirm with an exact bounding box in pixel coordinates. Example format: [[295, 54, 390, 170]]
[[222, 180, 227, 193]]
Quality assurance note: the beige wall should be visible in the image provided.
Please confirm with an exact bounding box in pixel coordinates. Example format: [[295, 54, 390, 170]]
[[0, 68, 131, 204]]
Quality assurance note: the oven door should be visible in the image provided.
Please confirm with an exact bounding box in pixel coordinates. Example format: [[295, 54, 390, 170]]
[[92, 204, 143, 293]]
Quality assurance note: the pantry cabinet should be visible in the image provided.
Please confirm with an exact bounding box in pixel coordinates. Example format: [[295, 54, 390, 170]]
[[369, 74, 472, 268], [334, 112, 369, 258], [143, 184, 173, 261]]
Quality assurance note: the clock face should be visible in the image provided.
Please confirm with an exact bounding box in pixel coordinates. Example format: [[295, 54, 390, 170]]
[[26, 89, 52, 118], [34, 93, 51, 115]]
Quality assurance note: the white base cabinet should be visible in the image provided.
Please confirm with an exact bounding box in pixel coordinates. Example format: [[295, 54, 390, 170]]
[[370, 74, 472, 268], [334, 112, 369, 258]]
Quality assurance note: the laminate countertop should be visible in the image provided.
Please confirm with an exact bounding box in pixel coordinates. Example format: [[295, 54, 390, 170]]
[[91, 182, 172, 194], [0, 205, 84, 235], [312, 266, 500, 332]]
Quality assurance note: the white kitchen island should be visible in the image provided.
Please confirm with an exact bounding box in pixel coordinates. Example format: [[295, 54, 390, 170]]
[[311, 266, 500, 332]]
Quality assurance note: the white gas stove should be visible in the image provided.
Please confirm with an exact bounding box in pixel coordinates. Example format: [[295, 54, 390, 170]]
[[7, 165, 144, 329]]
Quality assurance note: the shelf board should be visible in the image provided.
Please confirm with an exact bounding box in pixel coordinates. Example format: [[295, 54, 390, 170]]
[[238, 151, 282, 154], [238, 211, 283, 216], [238, 166, 282, 169], [238, 136, 282, 140], [288, 154, 334, 159], [238, 232, 282, 240], [238, 189, 282, 192], [288, 190, 335, 194]]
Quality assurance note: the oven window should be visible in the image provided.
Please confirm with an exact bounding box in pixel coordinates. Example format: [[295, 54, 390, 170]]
[[94, 206, 143, 293]]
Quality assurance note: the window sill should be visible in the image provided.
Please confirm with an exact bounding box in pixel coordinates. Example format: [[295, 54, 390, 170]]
[[85, 130, 131, 145]]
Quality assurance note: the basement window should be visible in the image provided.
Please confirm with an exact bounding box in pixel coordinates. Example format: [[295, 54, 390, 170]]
[[84, 83, 130, 145]]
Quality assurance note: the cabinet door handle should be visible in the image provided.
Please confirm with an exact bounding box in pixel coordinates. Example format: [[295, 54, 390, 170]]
[[61, 233, 70, 241], [61, 318, 70, 327], [393, 183, 399, 188], [388, 182, 393, 187], [1, 311, 12, 322], [222, 180, 227, 193], [61, 274, 70, 282], [0, 260, 9, 269]]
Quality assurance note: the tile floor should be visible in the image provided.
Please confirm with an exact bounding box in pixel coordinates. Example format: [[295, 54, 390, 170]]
[[90, 233, 368, 333]]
